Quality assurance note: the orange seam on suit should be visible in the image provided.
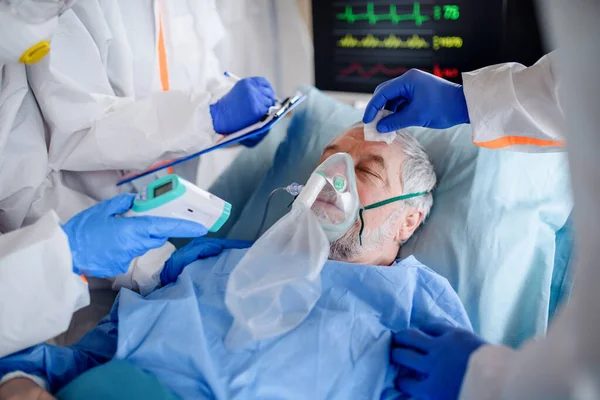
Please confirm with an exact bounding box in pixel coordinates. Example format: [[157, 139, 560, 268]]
[[157, 7, 174, 174], [157, 12, 170, 92], [473, 136, 565, 149]]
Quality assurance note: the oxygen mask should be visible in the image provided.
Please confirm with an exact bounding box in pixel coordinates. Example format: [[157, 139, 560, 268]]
[[296, 153, 360, 242]]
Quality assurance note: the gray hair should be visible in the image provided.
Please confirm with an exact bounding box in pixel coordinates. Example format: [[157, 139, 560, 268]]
[[392, 130, 436, 222]]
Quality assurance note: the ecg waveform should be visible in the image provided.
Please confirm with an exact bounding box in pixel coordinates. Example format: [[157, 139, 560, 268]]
[[336, 3, 460, 26], [432, 64, 460, 79], [338, 63, 460, 79], [339, 63, 409, 78], [337, 34, 464, 50]]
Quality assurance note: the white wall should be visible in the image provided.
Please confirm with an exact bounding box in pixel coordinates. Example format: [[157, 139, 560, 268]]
[[294, 0, 371, 106]]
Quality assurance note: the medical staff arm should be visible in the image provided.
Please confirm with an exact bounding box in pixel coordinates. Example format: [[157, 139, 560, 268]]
[[458, 344, 519, 400], [0, 303, 118, 395], [113, 238, 253, 295], [27, 10, 272, 173], [35, 85, 223, 172], [35, 76, 274, 172], [463, 52, 566, 152], [112, 242, 177, 295], [462, 2, 600, 398], [0, 211, 89, 359]]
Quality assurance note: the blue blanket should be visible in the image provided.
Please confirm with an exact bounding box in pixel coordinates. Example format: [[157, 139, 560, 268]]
[[0, 249, 470, 399]]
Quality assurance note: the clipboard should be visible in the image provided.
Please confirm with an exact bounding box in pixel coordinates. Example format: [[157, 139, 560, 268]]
[[117, 93, 307, 186]]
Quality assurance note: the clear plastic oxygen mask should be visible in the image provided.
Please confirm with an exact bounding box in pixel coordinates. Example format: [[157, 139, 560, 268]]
[[295, 152, 360, 242], [298, 152, 429, 245], [225, 155, 357, 350]]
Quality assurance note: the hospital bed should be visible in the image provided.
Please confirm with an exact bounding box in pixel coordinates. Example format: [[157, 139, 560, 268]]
[[209, 85, 574, 347], [60, 86, 573, 348]]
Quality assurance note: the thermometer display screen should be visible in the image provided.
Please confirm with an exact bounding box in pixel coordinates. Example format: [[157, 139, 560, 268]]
[[154, 181, 173, 197]]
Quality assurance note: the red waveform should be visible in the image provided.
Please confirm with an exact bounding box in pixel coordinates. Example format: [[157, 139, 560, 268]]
[[338, 63, 460, 79], [433, 64, 460, 79], [338, 63, 409, 78]]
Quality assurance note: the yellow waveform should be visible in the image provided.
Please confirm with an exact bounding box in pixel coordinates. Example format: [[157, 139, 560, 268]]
[[338, 34, 428, 49], [337, 34, 463, 50]]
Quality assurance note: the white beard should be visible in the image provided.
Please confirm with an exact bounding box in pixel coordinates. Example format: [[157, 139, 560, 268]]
[[328, 207, 402, 262]]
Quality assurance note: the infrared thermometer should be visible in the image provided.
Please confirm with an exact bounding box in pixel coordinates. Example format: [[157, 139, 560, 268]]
[[124, 174, 231, 233]]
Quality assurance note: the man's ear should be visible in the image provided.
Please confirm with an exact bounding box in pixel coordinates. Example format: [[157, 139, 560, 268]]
[[395, 210, 423, 243]]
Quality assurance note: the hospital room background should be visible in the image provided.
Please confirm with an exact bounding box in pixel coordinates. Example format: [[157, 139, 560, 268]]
[[69, 0, 573, 351], [204, 0, 547, 188]]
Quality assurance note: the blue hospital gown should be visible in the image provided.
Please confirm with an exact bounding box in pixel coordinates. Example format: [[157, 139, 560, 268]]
[[0, 249, 470, 399]]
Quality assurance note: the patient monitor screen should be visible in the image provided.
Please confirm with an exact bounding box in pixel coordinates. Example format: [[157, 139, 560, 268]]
[[312, 0, 545, 93]]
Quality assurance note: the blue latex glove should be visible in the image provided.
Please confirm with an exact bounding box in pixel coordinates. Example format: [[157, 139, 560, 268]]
[[362, 69, 470, 133], [160, 237, 252, 285], [240, 130, 269, 148], [63, 194, 207, 278], [391, 323, 486, 400], [210, 77, 276, 135]]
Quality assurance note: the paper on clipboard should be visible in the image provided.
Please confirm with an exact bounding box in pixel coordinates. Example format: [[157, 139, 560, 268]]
[[117, 93, 306, 186], [212, 113, 277, 145]]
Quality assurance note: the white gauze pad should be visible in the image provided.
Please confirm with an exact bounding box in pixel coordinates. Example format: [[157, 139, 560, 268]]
[[363, 109, 395, 144]]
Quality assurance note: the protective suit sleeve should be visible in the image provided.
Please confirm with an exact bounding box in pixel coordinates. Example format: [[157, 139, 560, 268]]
[[32, 84, 219, 172], [0, 297, 119, 394], [0, 211, 89, 359], [463, 52, 566, 152], [112, 242, 176, 295], [26, 9, 228, 173], [459, 344, 519, 400], [459, 2, 600, 399]]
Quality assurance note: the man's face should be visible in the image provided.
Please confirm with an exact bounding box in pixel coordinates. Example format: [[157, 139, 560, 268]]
[[314, 126, 413, 265]]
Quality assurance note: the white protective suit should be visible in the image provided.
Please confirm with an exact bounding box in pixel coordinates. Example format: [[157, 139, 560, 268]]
[[464, 53, 565, 153], [0, 59, 92, 356], [0, 0, 235, 355], [459, 0, 600, 398], [12, 0, 234, 229], [0, 210, 89, 358]]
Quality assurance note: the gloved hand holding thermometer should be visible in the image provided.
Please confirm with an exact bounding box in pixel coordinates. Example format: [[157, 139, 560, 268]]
[[63, 175, 230, 278], [363, 69, 470, 133]]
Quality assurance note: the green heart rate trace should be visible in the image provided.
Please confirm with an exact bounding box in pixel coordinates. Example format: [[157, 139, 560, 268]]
[[336, 3, 460, 26]]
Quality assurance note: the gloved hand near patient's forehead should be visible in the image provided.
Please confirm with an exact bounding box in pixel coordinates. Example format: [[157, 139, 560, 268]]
[[210, 77, 276, 135], [363, 69, 470, 133], [62, 194, 207, 278]]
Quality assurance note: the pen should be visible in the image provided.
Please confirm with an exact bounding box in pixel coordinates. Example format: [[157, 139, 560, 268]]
[[223, 71, 243, 81], [224, 71, 283, 103]]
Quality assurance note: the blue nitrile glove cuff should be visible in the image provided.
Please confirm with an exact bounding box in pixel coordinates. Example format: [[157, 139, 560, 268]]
[[63, 194, 207, 279], [160, 238, 253, 286], [391, 323, 486, 400], [454, 85, 470, 124]]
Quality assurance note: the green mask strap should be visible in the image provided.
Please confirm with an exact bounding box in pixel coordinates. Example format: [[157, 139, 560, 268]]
[[358, 191, 429, 246]]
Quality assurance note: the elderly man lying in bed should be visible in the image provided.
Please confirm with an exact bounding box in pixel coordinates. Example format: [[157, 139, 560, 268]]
[[0, 125, 471, 399]]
